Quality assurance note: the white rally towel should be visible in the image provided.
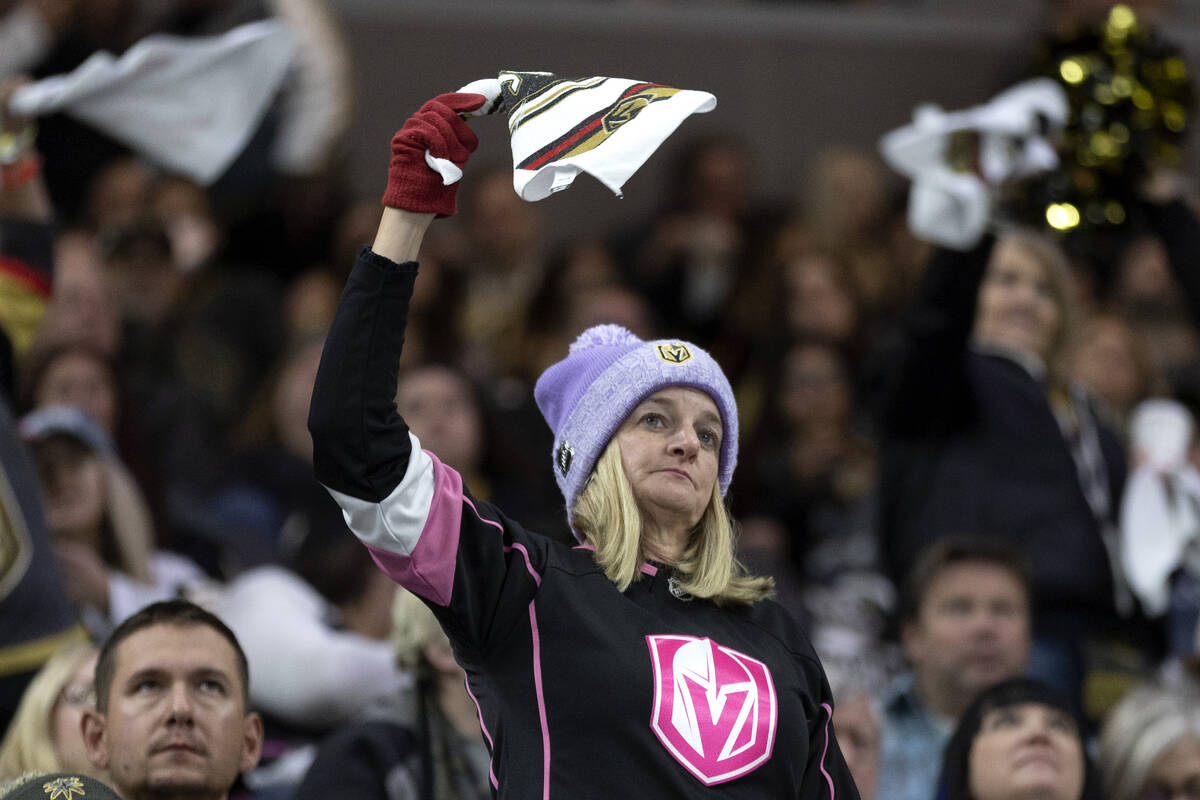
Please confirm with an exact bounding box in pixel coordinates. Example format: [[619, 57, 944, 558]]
[[8, 20, 294, 185], [424, 71, 716, 201], [879, 78, 1067, 249], [1119, 399, 1200, 616]]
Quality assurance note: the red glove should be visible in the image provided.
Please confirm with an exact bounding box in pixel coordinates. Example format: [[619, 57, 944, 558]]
[[382, 92, 487, 217]]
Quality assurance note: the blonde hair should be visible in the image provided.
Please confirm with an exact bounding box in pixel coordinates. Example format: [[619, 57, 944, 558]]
[[0, 641, 97, 782], [102, 459, 154, 584], [390, 588, 449, 674], [571, 441, 773, 606], [990, 228, 1079, 372], [1100, 682, 1200, 800]]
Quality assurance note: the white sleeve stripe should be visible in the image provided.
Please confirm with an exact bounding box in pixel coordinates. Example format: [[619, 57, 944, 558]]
[[324, 432, 435, 556]]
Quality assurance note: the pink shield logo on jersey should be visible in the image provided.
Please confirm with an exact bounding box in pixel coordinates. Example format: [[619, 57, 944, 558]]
[[645, 634, 777, 786]]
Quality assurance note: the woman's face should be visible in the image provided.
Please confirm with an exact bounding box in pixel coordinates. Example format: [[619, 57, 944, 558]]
[[396, 367, 483, 475], [615, 387, 721, 538], [35, 352, 119, 435], [1139, 733, 1200, 800], [784, 255, 858, 344], [1070, 317, 1144, 418], [781, 343, 851, 432], [35, 438, 107, 542], [833, 693, 880, 800], [974, 241, 1062, 360], [968, 702, 1084, 800], [271, 339, 325, 463], [50, 650, 99, 774]]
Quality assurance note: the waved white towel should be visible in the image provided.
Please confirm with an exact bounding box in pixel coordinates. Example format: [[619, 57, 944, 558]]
[[879, 78, 1067, 249], [9, 20, 294, 185], [426, 71, 716, 202], [1120, 399, 1200, 616]]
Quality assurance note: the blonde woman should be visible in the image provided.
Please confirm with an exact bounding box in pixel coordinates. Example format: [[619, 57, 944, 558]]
[[0, 640, 103, 782], [309, 90, 857, 797], [295, 588, 490, 799], [18, 406, 209, 636], [878, 225, 1128, 707], [1100, 681, 1200, 800]]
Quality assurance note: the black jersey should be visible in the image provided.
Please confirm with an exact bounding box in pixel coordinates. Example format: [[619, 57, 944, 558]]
[[310, 247, 860, 800]]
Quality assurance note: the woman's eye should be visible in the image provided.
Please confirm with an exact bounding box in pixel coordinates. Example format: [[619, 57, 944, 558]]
[[134, 680, 161, 694], [1047, 712, 1076, 734], [698, 428, 719, 448], [198, 680, 225, 695], [985, 708, 1020, 729], [642, 413, 664, 428]]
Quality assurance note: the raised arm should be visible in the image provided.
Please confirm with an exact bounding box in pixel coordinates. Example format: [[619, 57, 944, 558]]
[[308, 90, 485, 502], [876, 235, 994, 437]]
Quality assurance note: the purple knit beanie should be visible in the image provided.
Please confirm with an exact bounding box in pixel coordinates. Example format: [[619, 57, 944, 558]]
[[533, 324, 738, 527]]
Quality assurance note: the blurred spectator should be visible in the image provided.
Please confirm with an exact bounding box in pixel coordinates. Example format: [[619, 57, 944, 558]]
[[0, 0, 74, 78], [519, 237, 641, 381], [22, 341, 119, 437], [0, 77, 91, 731], [79, 158, 154, 237], [1111, 231, 1200, 387], [612, 133, 786, 352], [936, 677, 1101, 800], [396, 361, 569, 544], [20, 339, 163, 530], [19, 405, 210, 638], [1118, 399, 1200, 663], [205, 331, 327, 564], [35, 230, 121, 357], [736, 338, 898, 682], [1099, 680, 1200, 800], [879, 536, 1031, 800], [876, 226, 1141, 707], [293, 588, 490, 800], [724, 236, 866, 419], [0, 640, 103, 782], [450, 163, 549, 384], [216, 492, 406, 794], [825, 662, 883, 800], [832, 691, 880, 800], [1068, 312, 1165, 430], [223, 491, 410, 796], [801, 146, 911, 337]]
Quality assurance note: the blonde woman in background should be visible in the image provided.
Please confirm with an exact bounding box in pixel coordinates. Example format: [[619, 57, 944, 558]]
[[1100, 681, 1200, 800], [0, 640, 104, 782], [294, 588, 490, 800], [18, 406, 211, 637]]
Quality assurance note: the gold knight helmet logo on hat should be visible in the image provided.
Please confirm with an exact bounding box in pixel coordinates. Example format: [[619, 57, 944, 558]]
[[656, 343, 692, 364]]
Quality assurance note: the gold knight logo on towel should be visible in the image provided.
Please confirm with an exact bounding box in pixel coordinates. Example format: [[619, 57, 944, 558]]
[[507, 76, 681, 171]]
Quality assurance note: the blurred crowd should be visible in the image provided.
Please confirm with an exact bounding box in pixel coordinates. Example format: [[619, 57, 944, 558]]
[[1, 0, 1200, 798]]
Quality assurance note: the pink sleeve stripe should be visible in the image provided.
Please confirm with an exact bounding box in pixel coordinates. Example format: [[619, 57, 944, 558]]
[[463, 675, 499, 790], [362, 454, 465, 606], [819, 702, 836, 800], [529, 601, 551, 800], [507, 543, 541, 586]]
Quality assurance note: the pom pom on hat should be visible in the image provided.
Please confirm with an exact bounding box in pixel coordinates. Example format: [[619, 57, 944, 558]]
[[569, 323, 641, 353], [533, 325, 738, 533]]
